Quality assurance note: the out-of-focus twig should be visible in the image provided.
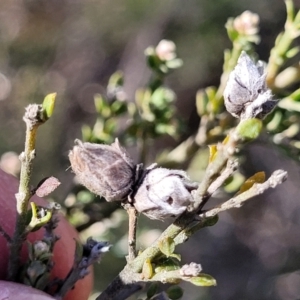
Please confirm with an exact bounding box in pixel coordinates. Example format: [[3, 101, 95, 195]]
[[202, 169, 288, 218]]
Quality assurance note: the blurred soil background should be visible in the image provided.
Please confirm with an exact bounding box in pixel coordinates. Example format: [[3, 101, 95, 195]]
[[0, 1, 300, 299]]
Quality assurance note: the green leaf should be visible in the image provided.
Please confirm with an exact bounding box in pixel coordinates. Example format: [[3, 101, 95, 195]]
[[159, 237, 175, 257], [147, 283, 159, 299], [94, 94, 111, 118], [196, 89, 209, 116], [74, 239, 83, 264], [186, 273, 217, 287], [165, 58, 183, 69], [142, 258, 154, 279], [224, 172, 245, 193], [81, 124, 92, 141], [167, 285, 184, 300], [42, 93, 56, 120], [225, 18, 239, 42], [154, 258, 180, 273], [94, 94, 106, 114], [111, 100, 127, 115], [236, 118, 262, 140], [285, 46, 300, 58], [170, 253, 181, 261], [202, 215, 219, 227], [108, 71, 124, 88], [27, 202, 52, 232], [285, 0, 295, 22]]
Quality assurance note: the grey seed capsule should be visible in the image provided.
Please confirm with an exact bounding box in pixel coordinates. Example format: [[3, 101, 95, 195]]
[[224, 51, 277, 120], [133, 168, 198, 220], [69, 139, 136, 202]]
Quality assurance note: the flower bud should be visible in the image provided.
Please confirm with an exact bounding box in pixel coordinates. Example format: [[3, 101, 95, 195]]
[[180, 262, 202, 277], [69, 139, 136, 202], [233, 11, 259, 36], [224, 51, 277, 120], [155, 39, 176, 61], [133, 168, 198, 220]]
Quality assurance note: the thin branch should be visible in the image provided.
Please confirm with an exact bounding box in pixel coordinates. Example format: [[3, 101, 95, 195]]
[[197, 158, 239, 211], [97, 129, 242, 299], [96, 266, 144, 300], [193, 131, 239, 209], [126, 205, 138, 261], [202, 169, 288, 218], [7, 104, 44, 281], [97, 169, 287, 300], [207, 159, 238, 196]]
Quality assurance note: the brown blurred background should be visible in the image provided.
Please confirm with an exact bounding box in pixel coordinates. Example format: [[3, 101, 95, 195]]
[[0, 0, 300, 299]]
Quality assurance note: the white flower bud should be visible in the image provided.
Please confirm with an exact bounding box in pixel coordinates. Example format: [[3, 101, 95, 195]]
[[180, 262, 202, 277], [33, 241, 50, 257], [233, 11, 259, 36], [155, 39, 176, 61], [224, 51, 277, 120], [133, 168, 197, 220]]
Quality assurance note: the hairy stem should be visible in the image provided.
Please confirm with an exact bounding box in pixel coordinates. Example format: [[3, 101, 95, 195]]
[[7, 104, 43, 280]]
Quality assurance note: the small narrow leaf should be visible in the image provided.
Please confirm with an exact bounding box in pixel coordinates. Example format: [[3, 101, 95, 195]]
[[202, 215, 219, 227], [186, 273, 217, 287], [285, 46, 300, 58], [27, 202, 53, 232], [154, 258, 180, 273], [74, 239, 84, 264], [159, 237, 175, 257], [236, 171, 265, 195], [170, 253, 181, 261], [196, 89, 209, 116], [208, 145, 217, 163], [165, 58, 183, 69], [142, 258, 153, 279], [42, 93, 56, 120], [108, 71, 124, 88], [236, 118, 262, 140]]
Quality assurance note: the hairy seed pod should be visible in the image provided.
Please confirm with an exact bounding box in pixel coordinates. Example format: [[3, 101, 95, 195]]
[[224, 51, 277, 120], [133, 168, 198, 220], [69, 139, 136, 202]]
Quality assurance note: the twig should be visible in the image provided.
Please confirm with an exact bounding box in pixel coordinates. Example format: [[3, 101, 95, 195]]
[[97, 122, 287, 300], [207, 159, 238, 196], [202, 169, 288, 218], [96, 270, 144, 300], [174, 169, 287, 245], [195, 115, 209, 146], [97, 213, 196, 300], [97, 169, 287, 300], [97, 129, 241, 299], [7, 104, 44, 281], [193, 130, 239, 210], [126, 205, 138, 261], [56, 239, 111, 299], [197, 158, 239, 211]]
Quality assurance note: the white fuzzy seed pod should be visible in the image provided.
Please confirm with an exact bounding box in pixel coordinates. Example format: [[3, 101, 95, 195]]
[[69, 139, 136, 202], [133, 168, 198, 220], [224, 51, 277, 120]]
